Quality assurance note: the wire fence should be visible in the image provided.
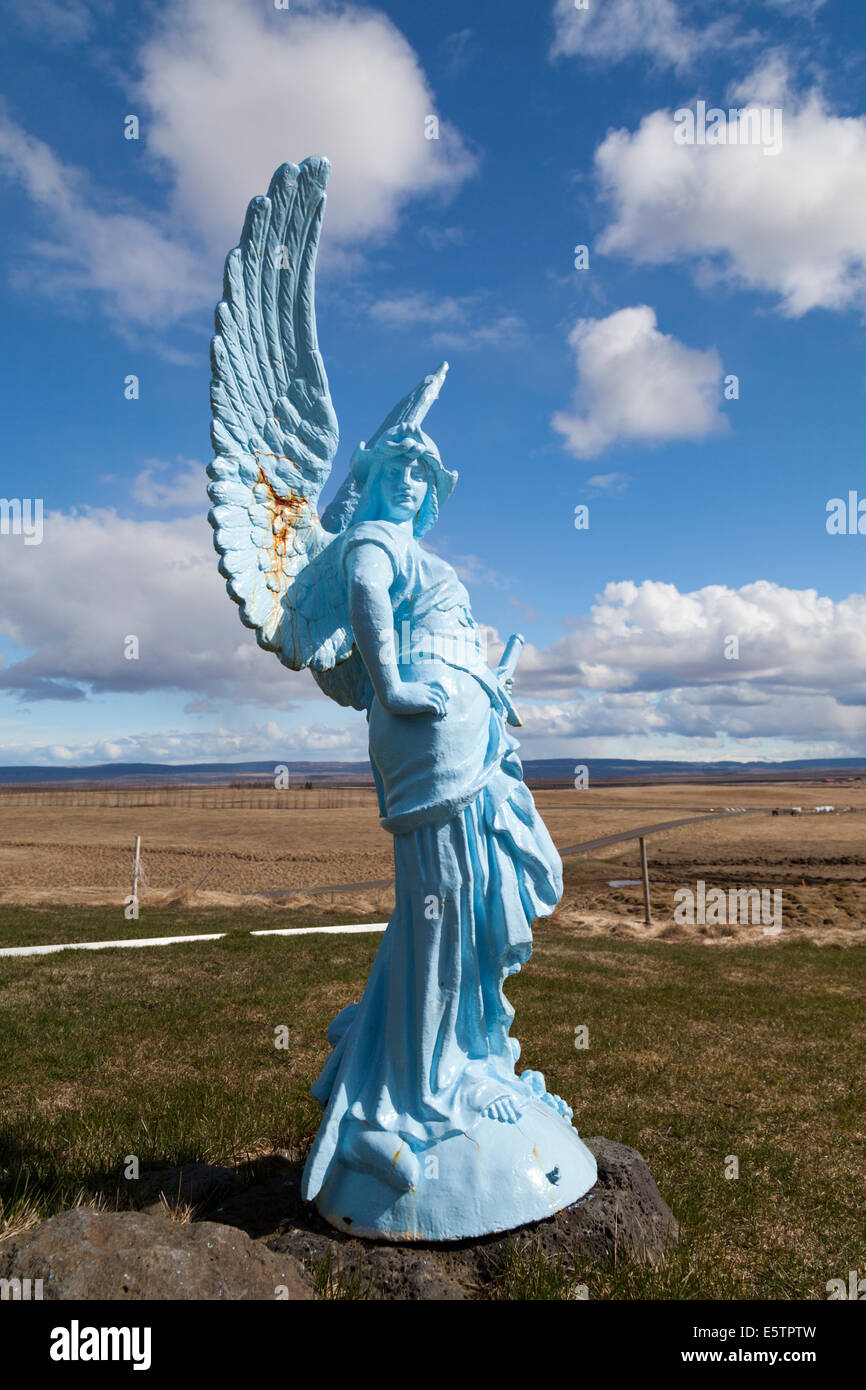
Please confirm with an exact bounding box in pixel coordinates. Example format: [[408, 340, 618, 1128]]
[[0, 784, 378, 811]]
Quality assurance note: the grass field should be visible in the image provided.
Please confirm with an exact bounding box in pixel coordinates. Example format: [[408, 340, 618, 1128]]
[[1, 904, 863, 1299], [0, 903, 385, 948]]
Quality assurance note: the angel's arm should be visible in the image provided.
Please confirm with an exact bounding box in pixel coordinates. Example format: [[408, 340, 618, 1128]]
[[346, 544, 449, 717]]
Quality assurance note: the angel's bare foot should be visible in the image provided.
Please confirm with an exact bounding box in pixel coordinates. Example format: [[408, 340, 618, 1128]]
[[467, 1077, 526, 1124], [482, 1095, 520, 1124]]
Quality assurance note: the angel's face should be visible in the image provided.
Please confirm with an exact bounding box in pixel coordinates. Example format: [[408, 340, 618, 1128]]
[[378, 455, 429, 524]]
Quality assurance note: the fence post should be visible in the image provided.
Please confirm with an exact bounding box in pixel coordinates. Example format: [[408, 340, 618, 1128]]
[[639, 836, 651, 925], [131, 835, 141, 914]]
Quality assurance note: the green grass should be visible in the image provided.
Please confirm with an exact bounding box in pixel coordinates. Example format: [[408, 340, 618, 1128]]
[[485, 1239, 587, 1300], [309, 1249, 375, 1300], [0, 903, 386, 948], [1, 907, 863, 1299]]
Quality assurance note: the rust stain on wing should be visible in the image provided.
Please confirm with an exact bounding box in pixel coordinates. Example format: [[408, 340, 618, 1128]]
[[256, 466, 312, 661]]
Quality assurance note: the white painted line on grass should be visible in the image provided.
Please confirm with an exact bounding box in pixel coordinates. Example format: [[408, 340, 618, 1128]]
[[0, 923, 389, 958], [250, 924, 388, 938], [0, 932, 226, 958]]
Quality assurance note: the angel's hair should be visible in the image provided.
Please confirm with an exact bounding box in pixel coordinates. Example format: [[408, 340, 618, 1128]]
[[351, 427, 445, 538]]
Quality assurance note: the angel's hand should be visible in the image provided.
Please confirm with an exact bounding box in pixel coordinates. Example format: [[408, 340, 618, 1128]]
[[381, 681, 449, 717]]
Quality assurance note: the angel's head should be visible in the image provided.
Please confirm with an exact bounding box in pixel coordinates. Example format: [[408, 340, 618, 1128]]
[[350, 426, 457, 537]]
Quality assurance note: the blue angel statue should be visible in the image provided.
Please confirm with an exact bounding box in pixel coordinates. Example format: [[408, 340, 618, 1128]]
[[208, 157, 597, 1240]]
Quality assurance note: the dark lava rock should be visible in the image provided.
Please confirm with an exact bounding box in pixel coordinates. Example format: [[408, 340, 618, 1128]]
[[490, 1137, 680, 1271], [130, 1163, 243, 1215], [576, 1136, 680, 1262], [269, 1224, 471, 1300], [263, 1135, 679, 1300], [0, 1209, 314, 1301]]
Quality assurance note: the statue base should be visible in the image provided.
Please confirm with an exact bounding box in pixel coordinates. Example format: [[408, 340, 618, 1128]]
[[90, 1140, 678, 1299], [313, 1099, 598, 1242]]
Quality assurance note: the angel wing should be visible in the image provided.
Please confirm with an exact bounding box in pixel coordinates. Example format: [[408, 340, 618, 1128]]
[[207, 156, 356, 682]]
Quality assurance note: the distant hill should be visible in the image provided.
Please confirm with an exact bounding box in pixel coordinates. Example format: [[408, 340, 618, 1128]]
[[0, 760, 373, 786], [523, 758, 866, 785], [1, 757, 865, 787]]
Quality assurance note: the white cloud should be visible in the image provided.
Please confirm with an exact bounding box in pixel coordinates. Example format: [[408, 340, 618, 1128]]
[[508, 577, 866, 756], [5, 0, 105, 44], [431, 316, 526, 352], [0, 107, 211, 331], [0, 0, 475, 330], [764, 0, 826, 11], [0, 508, 308, 708], [438, 27, 475, 77], [552, 306, 727, 458], [518, 577, 866, 702], [416, 224, 466, 251], [444, 553, 513, 591], [369, 291, 525, 351], [586, 472, 631, 493], [131, 458, 206, 510], [550, 0, 735, 71], [292, 723, 360, 752], [516, 689, 866, 760], [136, 0, 475, 257], [595, 69, 866, 316], [0, 722, 367, 768], [548, 0, 821, 71], [370, 293, 469, 329], [509, 597, 541, 626], [184, 698, 218, 716]]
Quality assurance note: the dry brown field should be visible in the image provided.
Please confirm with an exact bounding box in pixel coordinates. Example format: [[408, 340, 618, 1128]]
[[0, 780, 863, 945]]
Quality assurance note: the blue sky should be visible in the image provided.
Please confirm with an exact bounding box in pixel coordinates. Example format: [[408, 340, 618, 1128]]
[[2, 0, 866, 766]]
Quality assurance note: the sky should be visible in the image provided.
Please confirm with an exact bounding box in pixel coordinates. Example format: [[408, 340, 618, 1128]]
[[1, 0, 866, 767]]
